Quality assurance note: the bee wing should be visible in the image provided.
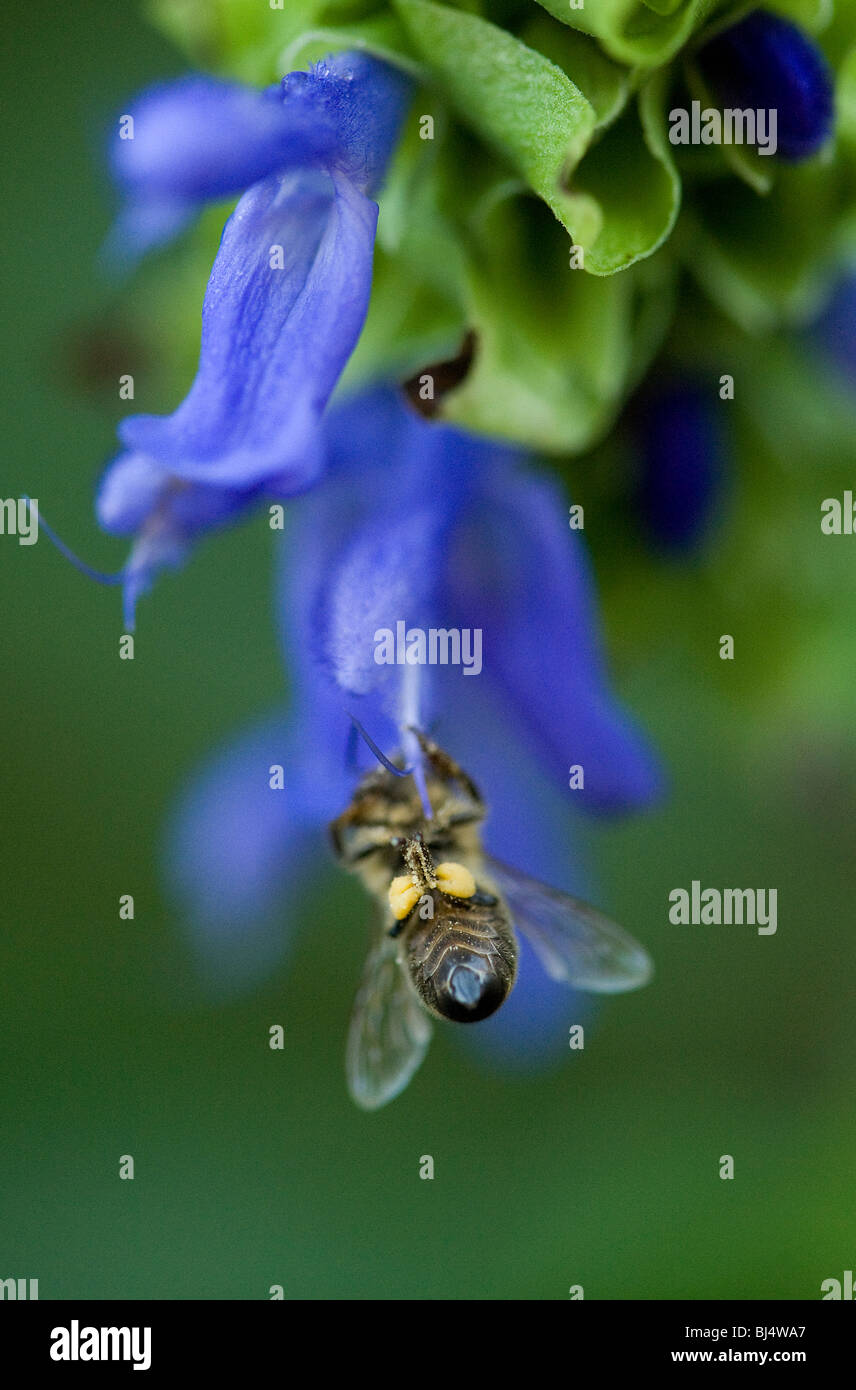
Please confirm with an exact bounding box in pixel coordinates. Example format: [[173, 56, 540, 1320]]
[[346, 928, 433, 1110], [485, 856, 653, 994]]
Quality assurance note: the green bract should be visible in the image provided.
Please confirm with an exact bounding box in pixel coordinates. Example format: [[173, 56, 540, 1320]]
[[146, 0, 856, 454]]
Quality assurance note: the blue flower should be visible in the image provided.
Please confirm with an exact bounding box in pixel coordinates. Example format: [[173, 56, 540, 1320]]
[[95, 54, 411, 627], [165, 388, 660, 1076], [632, 380, 726, 553], [107, 58, 410, 262], [698, 10, 834, 162]]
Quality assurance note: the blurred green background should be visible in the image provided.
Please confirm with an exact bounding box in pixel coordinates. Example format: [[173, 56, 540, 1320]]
[[2, 0, 856, 1300]]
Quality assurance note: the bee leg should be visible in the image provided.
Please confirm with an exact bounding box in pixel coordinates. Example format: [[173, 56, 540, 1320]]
[[387, 919, 405, 939]]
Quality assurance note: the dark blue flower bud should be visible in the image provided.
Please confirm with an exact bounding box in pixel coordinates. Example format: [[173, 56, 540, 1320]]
[[634, 382, 725, 553], [698, 10, 834, 161]]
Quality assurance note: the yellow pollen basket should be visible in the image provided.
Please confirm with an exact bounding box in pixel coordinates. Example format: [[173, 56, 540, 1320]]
[[388, 875, 422, 921], [388, 863, 477, 920], [435, 862, 476, 900]]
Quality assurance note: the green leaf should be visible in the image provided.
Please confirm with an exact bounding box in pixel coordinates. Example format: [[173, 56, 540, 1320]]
[[341, 247, 466, 389], [519, 13, 630, 131], [533, 0, 721, 69], [146, 1, 413, 81], [570, 71, 681, 274], [147, 0, 323, 76], [434, 193, 676, 453], [762, 0, 833, 33], [391, 0, 601, 246], [276, 16, 418, 73], [643, 0, 688, 17], [676, 162, 846, 331], [663, 290, 856, 469], [682, 55, 776, 196], [838, 45, 856, 144], [344, 103, 471, 388]]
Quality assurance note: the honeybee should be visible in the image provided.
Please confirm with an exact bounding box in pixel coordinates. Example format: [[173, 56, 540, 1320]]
[[330, 731, 652, 1109]]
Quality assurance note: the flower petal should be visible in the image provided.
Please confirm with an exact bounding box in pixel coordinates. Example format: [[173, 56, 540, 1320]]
[[316, 506, 446, 697], [96, 451, 169, 536], [95, 450, 300, 630], [433, 680, 581, 880], [111, 78, 313, 202], [288, 387, 661, 811], [163, 713, 318, 989], [103, 194, 198, 266], [121, 528, 188, 634], [445, 460, 662, 811], [96, 451, 287, 537], [108, 56, 412, 258], [466, 933, 592, 1071], [297, 396, 475, 709], [318, 385, 416, 480], [278, 54, 413, 194], [118, 167, 376, 488]]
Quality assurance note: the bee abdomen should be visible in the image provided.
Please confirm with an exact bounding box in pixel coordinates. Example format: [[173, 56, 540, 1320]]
[[406, 909, 517, 1025], [419, 920, 503, 976]]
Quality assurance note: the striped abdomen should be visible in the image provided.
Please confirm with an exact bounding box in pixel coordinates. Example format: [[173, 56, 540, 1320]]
[[403, 892, 518, 1023]]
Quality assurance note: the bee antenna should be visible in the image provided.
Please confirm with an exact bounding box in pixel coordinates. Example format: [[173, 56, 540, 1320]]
[[347, 715, 413, 778]]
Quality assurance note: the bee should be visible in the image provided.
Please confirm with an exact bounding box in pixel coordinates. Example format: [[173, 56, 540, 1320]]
[[330, 731, 652, 1109]]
